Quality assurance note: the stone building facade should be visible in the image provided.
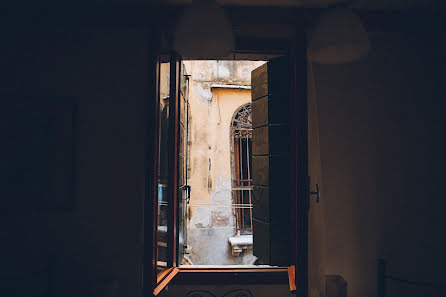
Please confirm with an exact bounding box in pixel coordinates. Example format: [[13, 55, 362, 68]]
[[183, 60, 265, 265]]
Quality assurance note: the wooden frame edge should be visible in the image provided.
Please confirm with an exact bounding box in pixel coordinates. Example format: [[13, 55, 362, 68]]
[[178, 266, 288, 272], [172, 266, 291, 286], [153, 267, 180, 296], [288, 265, 296, 292]]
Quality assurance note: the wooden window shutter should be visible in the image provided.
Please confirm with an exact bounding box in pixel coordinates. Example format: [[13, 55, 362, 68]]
[[251, 57, 291, 266]]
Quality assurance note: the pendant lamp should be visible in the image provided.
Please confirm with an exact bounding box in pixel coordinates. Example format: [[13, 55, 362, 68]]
[[309, 7, 371, 64]]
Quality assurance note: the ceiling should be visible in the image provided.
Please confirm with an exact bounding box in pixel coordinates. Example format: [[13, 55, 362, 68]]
[[148, 0, 443, 10]]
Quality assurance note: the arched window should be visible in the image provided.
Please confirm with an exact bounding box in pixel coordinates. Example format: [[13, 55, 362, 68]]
[[230, 103, 253, 235]]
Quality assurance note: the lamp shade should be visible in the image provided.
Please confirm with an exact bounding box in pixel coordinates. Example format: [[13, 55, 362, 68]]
[[309, 8, 371, 64], [173, 0, 235, 59]]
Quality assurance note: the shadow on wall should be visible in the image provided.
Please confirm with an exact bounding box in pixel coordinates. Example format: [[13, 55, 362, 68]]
[[0, 24, 147, 297], [314, 30, 446, 297]]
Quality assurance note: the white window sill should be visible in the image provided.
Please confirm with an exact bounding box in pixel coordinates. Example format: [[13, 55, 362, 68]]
[[228, 235, 253, 257]]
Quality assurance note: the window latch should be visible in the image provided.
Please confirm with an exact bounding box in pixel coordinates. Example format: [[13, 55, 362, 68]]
[[179, 185, 191, 204], [310, 183, 320, 204], [180, 185, 191, 204], [186, 185, 191, 204]]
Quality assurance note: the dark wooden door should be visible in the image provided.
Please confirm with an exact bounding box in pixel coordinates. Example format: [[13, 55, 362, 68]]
[[251, 45, 309, 297], [251, 56, 292, 266]]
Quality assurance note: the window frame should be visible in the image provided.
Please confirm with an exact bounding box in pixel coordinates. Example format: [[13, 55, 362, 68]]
[[144, 23, 308, 297], [152, 53, 183, 295]]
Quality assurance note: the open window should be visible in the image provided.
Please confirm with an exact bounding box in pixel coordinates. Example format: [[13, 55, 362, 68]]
[[149, 53, 188, 295], [145, 23, 319, 297]]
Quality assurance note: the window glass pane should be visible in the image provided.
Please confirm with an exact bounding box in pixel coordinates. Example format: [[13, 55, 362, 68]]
[[157, 62, 170, 276]]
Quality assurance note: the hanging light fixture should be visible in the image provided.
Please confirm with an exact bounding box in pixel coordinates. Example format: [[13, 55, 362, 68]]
[[173, 0, 235, 59], [308, 7, 371, 64]]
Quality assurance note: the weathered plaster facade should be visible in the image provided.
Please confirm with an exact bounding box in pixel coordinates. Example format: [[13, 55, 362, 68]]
[[183, 60, 264, 265]]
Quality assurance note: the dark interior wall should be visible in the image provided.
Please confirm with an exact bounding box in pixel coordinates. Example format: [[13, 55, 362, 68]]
[[2, 9, 446, 297], [314, 30, 446, 297], [0, 24, 148, 296]]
